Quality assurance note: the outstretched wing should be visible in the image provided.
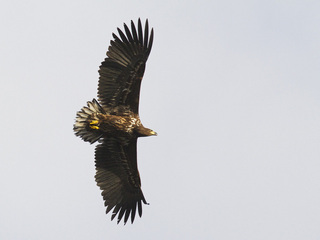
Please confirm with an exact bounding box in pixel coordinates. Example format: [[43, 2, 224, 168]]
[[98, 19, 154, 114], [95, 137, 147, 224]]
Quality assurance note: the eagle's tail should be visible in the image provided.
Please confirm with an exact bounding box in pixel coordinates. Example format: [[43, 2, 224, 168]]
[[73, 99, 105, 144]]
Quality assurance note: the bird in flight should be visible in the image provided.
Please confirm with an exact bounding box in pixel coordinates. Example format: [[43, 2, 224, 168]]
[[73, 19, 156, 224]]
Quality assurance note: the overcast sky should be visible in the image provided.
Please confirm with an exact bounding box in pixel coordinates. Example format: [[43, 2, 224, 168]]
[[1, 0, 320, 239]]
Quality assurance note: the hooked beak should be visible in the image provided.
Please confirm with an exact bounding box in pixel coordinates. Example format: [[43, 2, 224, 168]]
[[150, 130, 157, 136]]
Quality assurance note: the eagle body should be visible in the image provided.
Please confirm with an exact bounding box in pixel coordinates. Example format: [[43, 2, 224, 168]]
[[73, 19, 155, 224], [96, 113, 142, 136], [90, 109, 155, 138]]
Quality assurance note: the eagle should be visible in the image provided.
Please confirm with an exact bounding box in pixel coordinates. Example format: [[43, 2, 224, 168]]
[[73, 19, 156, 224]]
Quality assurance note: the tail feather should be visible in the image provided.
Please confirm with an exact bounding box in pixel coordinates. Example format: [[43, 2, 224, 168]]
[[74, 99, 105, 144]]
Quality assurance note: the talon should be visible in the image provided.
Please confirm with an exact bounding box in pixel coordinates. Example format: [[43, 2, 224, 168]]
[[89, 120, 99, 129], [90, 120, 99, 125]]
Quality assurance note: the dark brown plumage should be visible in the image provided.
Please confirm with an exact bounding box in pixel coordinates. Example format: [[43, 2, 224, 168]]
[[73, 19, 156, 224]]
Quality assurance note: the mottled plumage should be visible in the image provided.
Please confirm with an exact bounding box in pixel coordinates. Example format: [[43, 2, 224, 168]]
[[73, 19, 156, 224]]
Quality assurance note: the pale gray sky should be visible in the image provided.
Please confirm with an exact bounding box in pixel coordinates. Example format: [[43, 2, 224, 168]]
[[1, 0, 320, 239]]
